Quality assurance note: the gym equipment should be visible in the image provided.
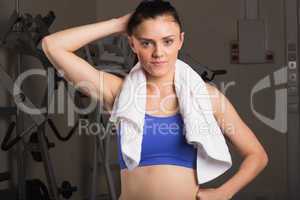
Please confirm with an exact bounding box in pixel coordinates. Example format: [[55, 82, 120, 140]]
[[0, 10, 55, 64], [0, 65, 78, 151], [0, 63, 79, 200], [1, 178, 76, 200], [25, 179, 77, 200], [178, 51, 227, 82], [59, 181, 77, 199], [0, 171, 11, 182], [285, 0, 300, 199], [0, 171, 16, 199], [0, 8, 80, 200], [230, 0, 274, 64], [25, 179, 50, 200], [24, 179, 77, 200], [88, 109, 119, 200], [29, 131, 55, 162]]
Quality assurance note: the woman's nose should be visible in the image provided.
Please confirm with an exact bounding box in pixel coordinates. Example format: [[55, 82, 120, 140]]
[[152, 45, 164, 58]]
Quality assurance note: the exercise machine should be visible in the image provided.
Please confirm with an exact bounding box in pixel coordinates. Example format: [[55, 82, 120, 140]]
[[0, 9, 78, 200]]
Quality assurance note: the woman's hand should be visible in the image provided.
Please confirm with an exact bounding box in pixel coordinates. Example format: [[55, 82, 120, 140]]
[[115, 13, 133, 35], [196, 187, 230, 200]]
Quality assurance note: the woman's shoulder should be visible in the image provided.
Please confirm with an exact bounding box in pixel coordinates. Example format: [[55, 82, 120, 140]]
[[204, 82, 220, 100], [204, 82, 242, 128], [204, 82, 227, 117]]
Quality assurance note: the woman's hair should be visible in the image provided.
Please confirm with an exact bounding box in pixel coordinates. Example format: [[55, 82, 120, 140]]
[[127, 0, 182, 36]]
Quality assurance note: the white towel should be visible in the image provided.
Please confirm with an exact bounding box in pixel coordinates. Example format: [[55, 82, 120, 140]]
[[109, 59, 232, 184]]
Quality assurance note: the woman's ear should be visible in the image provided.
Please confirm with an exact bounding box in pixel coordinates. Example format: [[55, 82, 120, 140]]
[[178, 32, 185, 50], [127, 36, 137, 53]]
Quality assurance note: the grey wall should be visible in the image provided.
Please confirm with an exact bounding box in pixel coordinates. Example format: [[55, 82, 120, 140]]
[[1, 0, 287, 200]]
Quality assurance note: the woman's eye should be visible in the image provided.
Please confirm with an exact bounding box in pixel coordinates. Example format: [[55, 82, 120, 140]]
[[164, 40, 174, 46], [141, 41, 151, 47]]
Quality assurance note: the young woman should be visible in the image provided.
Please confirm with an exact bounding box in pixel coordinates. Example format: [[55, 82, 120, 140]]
[[42, 1, 268, 200]]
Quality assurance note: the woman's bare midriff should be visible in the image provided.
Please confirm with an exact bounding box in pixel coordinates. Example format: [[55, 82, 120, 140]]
[[118, 92, 199, 199], [118, 165, 199, 200]]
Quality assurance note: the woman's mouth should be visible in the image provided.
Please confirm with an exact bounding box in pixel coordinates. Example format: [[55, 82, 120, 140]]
[[150, 61, 167, 66]]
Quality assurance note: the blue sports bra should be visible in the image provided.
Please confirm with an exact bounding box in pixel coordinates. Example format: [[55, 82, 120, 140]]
[[117, 112, 197, 170]]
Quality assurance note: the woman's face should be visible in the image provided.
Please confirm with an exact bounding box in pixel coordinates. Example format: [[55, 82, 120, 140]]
[[128, 15, 184, 78]]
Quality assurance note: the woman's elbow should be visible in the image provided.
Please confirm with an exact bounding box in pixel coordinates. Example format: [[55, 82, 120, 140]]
[[41, 36, 58, 53], [41, 36, 51, 53], [247, 149, 269, 169], [258, 150, 269, 168]]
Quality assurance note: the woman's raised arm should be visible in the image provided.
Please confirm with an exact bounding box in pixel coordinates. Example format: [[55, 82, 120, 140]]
[[41, 15, 131, 111]]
